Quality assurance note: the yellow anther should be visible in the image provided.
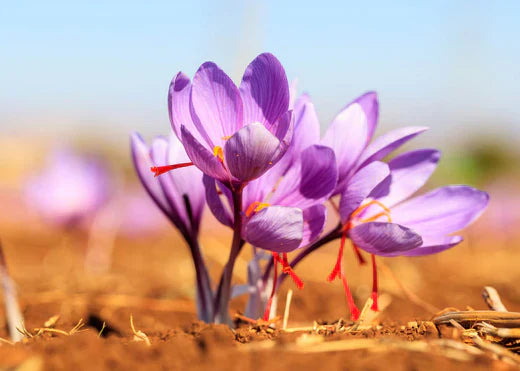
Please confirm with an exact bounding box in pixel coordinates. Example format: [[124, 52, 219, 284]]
[[347, 199, 392, 225], [213, 146, 224, 163], [245, 201, 270, 217], [351, 199, 390, 219], [361, 211, 392, 223], [221, 135, 232, 140]]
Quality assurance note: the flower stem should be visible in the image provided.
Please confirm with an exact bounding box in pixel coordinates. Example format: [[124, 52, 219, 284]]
[[183, 195, 213, 322], [213, 188, 244, 325], [188, 237, 214, 322]]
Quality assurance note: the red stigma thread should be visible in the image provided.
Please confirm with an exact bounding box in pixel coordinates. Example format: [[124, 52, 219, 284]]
[[276, 253, 304, 289], [150, 162, 194, 177], [263, 252, 304, 321], [327, 228, 360, 320], [263, 257, 278, 321], [370, 254, 379, 311]]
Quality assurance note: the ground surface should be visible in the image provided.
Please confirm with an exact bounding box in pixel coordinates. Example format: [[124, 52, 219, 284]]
[[1, 212, 519, 370]]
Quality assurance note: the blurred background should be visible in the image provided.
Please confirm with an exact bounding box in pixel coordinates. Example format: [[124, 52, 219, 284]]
[[1, 0, 520, 329]]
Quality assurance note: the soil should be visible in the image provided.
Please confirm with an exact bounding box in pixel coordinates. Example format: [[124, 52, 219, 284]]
[[1, 213, 519, 370]]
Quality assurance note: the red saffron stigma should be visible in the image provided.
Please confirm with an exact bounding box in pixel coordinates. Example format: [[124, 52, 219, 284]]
[[150, 162, 194, 177], [328, 228, 360, 320], [263, 256, 278, 321], [342, 272, 360, 321], [352, 244, 366, 265], [273, 253, 304, 289], [370, 254, 379, 311], [281, 253, 304, 289], [327, 229, 347, 282]]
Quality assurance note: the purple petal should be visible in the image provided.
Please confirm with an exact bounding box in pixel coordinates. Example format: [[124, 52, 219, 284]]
[[349, 222, 422, 256], [223, 123, 282, 182], [269, 145, 338, 209], [299, 205, 327, 248], [166, 135, 206, 229], [151, 137, 191, 230], [339, 161, 390, 223], [321, 103, 368, 191], [244, 205, 303, 252], [241, 111, 295, 207], [286, 93, 320, 161], [288, 78, 298, 109], [181, 125, 229, 182], [203, 175, 233, 227], [130, 133, 174, 218], [354, 91, 379, 144], [400, 235, 463, 257], [271, 109, 294, 160], [390, 186, 489, 236], [370, 149, 440, 208], [168, 72, 198, 142], [190, 62, 243, 147], [239, 53, 289, 129], [356, 126, 428, 169]]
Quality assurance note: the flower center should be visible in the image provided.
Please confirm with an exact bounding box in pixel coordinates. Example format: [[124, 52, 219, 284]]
[[213, 146, 224, 163], [244, 201, 270, 217]]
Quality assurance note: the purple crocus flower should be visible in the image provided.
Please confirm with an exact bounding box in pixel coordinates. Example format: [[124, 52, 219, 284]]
[[24, 148, 109, 228], [155, 53, 293, 190], [334, 148, 489, 318], [130, 132, 213, 322]]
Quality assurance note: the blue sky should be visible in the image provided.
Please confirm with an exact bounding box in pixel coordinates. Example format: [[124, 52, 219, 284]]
[[1, 0, 519, 147]]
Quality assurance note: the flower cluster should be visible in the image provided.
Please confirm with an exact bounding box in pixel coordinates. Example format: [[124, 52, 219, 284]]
[[131, 53, 489, 324]]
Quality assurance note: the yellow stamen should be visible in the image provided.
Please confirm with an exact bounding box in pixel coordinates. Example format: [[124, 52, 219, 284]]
[[351, 199, 391, 219], [213, 146, 224, 163], [245, 201, 270, 217], [221, 135, 232, 140], [361, 211, 392, 223]]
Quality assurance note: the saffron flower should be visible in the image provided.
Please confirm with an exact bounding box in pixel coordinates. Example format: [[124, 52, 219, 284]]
[[130, 132, 213, 322], [333, 148, 489, 318], [24, 148, 110, 228], [155, 53, 293, 189], [205, 144, 338, 321]]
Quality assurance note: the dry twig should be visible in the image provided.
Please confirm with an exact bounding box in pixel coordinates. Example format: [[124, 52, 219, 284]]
[[482, 286, 508, 312], [282, 289, 293, 330], [434, 311, 520, 328]]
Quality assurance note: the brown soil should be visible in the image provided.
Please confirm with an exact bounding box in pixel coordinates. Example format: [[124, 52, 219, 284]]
[[1, 214, 519, 370]]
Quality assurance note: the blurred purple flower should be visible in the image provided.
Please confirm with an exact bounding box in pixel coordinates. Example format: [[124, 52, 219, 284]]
[[24, 149, 109, 228], [157, 53, 293, 189], [117, 189, 169, 237], [131, 132, 213, 322], [131, 133, 205, 239], [205, 144, 338, 253]]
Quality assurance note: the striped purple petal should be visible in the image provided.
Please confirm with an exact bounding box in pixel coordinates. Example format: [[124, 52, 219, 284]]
[[239, 53, 289, 130], [190, 62, 244, 148], [369, 149, 440, 208], [390, 186, 489, 236], [244, 206, 304, 252], [349, 222, 422, 256]]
